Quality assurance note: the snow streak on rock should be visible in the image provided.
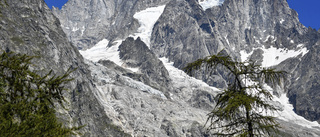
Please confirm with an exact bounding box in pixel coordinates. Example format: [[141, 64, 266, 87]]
[[199, 0, 224, 11], [240, 45, 309, 67], [261, 46, 308, 67], [235, 72, 319, 129], [80, 5, 166, 72], [160, 57, 220, 94], [263, 85, 320, 129]]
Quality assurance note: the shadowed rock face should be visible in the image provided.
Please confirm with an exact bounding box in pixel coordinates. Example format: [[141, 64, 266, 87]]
[[151, 0, 216, 69], [119, 37, 171, 93], [0, 0, 129, 136]]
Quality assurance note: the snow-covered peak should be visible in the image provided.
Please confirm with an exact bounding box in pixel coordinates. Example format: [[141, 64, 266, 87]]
[[199, 0, 224, 10]]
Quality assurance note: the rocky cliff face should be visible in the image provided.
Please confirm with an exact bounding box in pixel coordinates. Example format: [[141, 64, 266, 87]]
[[151, 0, 215, 68], [119, 37, 172, 93], [52, 0, 170, 49], [152, 0, 306, 67], [285, 29, 320, 122], [152, 0, 320, 124], [0, 0, 129, 136], [54, 0, 320, 136], [4, 0, 320, 136]]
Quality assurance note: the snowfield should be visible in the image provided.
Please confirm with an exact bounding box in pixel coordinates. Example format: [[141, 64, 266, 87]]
[[240, 45, 309, 67], [80, 5, 166, 72], [79, 39, 119, 64]]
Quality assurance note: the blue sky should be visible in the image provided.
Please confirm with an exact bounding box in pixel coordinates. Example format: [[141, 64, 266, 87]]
[[45, 0, 319, 30], [287, 0, 320, 30], [44, 0, 68, 9]]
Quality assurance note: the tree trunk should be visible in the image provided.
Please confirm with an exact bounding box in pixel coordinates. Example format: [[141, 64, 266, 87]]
[[246, 107, 254, 137]]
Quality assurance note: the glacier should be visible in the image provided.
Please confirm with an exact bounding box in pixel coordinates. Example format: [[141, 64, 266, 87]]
[[78, 1, 320, 135], [132, 5, 166, 48]]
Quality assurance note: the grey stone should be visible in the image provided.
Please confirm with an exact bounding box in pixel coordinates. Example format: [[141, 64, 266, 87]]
[[0, 0, 129, 136], [12, 0, 320, 136], [119, 37, 172, 93], [52, 0, 170, 49]]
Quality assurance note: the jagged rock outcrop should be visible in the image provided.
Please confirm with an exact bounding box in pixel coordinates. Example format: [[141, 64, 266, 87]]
[[150, 0, 231, 88], [52, 0, 170, 49], [118, 37, 171, 93], [152, 0, 306, 68], [151, 0, 218, 68], [0, 0, 129, 136]]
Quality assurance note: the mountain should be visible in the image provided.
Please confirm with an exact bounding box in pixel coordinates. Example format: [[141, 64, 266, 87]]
[[0, 0, 129, 136], [151, 0, 320, 124], [52, 0, 170, 49], [2, 0, 320, 136]]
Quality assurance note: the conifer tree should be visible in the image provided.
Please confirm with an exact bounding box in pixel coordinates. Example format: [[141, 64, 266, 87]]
[[0, 52, 80, 136], [184, 51, 286, 137]]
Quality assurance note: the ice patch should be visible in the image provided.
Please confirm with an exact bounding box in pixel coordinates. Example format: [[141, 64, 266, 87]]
[[81, 26, 85, 36], [160, 57, 219, 92], [276, 94, 320, 128], [120, 76, 167, 99], [297, 44, 304, 48], [199, 0, 224, 10], [239, 75, 319, 129], [290, 40, 294, 44], [132, 5, 166, 48], [225, 35, 230, 46], [79, 39, 142, 73], [264, 35, 276, 42], [263, 84, 320, 129], [79, 39, 123, 67], [239, 50, 254, 62], [80, 5, 167, 72], [126, 67, 139, 73], [240, 45, 308, 67], [261, 45, 308, 67], [72, 27, 79, 32]]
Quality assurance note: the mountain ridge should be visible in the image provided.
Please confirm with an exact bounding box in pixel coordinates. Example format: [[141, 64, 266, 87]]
[[2, 0, 320, 136], [55, 0, 320, 133]]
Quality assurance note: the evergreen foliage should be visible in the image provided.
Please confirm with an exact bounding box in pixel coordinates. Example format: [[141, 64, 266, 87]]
[[184, 51, 286, 137], [0, 0, 7, 8], [0, 52, 79, 136]]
